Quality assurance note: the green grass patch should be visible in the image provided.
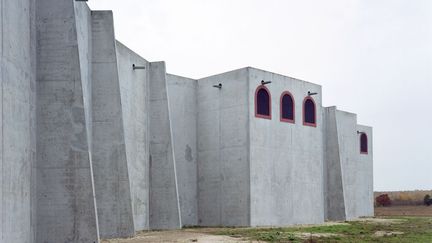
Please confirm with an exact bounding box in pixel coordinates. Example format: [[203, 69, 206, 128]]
[[213, 217, 432, 242]]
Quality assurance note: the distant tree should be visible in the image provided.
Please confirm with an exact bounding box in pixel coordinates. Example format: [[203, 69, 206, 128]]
[[424, 194, 432, 206], [376, 194, 391, 207]]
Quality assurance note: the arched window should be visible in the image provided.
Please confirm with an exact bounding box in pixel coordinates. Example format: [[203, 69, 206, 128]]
[[303, 97, 316, 127], [255, 86, 271, 119], [280, 91, 295, 123], [360, 133, 368, 154]]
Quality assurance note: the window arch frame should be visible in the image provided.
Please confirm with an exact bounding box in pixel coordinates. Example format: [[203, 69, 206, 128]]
[[360, 133, 368, 154], [303, 96, 317, 127], [280, 91, 295, 123], [254, 85, 272, 119]]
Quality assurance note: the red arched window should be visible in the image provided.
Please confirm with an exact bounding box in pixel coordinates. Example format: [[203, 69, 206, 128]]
[[280, 91, 295, 123], [360, 133, 368, 154], [303, 97, 316, 127], [255, 86, 271, 119]]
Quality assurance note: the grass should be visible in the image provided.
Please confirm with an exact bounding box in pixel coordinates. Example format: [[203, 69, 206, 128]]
[[213, 217, 432, 242]]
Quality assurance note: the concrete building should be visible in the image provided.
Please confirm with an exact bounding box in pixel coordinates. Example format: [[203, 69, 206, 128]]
[[0, 0, 373, 242]]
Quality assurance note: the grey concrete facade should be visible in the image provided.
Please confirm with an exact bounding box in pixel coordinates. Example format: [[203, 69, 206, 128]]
[[1, 1, 373, 242], [249, 68, 325, 226], [196, 69, 250, 226]]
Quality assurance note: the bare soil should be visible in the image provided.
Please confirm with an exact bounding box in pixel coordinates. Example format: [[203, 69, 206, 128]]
[[101, 228, 260, 243], [353, 218, 406, 224], [375, 205, 432, 216], [373, 231, 404, 237]]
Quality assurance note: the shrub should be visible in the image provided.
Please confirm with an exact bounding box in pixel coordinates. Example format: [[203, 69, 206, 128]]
[[424, 194, 432, 206], [376, 194, 391, 207]]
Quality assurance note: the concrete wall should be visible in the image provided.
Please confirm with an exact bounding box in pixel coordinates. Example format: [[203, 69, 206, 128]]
[[197, 68, 250, 226], [167, 74, 198, 226], [248, 68, 325, 226], [0, 0, 36, 242], [323, 107, 374, 220], [116, 41, 150, 231], [35, 0, 99, 242], [0, 0, 374, 238], [91, 11, 135, 238], [149, 62, 182, 229]]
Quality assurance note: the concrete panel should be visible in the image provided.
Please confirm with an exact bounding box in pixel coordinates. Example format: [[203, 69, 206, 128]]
[[248, 68, 324, 226], [167, 74, 198, 226], [323, 107, 346, 220], [75, 2, 92, 148], [0, 46, 2, 243], [0, 0, 36, 242], [117, 41, 150, 231], [197, 68, 250, 226], [36, 0, 99, 242], [149, 62, 182, 229], [29, 1, 37, 242], [91, 11, 135, 238]]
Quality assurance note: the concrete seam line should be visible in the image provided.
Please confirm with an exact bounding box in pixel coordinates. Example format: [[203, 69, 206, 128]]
[[1, 0, 4, 239], [165, 70, 183, 228]]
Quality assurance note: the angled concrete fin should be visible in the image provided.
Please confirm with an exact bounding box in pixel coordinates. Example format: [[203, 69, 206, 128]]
[[323, 107, 346, 221], [149, 62, 182, 229], [35, 0, 99, 242], [91, 11, 135, 238], [116, 41, 151, 231]]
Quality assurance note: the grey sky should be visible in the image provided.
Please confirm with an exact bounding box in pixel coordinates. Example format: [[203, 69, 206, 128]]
[[88, 0, 432, 191]]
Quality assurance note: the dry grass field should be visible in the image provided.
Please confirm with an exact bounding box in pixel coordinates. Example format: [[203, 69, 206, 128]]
[[374, 190, 432, 206], [375, 205, 432, 217]]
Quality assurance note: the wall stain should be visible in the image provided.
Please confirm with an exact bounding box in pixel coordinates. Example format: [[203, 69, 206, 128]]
[[185, 145, 193, 162]]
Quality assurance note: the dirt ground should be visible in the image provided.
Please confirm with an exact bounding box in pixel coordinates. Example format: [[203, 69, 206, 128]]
[[101, 228, 259, 243], [375, 205, 432, 216], [101, 223, 347, 243]]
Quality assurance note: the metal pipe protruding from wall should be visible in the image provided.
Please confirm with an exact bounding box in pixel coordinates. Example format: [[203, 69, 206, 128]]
[[133, 64, 146, 70], [261, 80, 272, 85], [308, 91, 318, 96], [212, 83, 222, 89]]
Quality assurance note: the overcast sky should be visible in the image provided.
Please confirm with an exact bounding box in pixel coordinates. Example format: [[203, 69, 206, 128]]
[[88, 0, 432, 192]]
